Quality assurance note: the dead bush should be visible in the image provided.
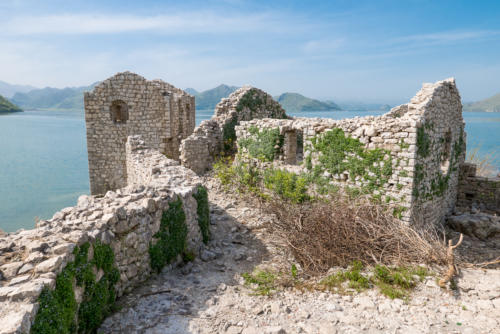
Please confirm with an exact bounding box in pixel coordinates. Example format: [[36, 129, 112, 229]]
[[264, 197, 448, 274]]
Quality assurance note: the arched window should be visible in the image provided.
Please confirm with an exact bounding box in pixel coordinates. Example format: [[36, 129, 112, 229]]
[[110, 100, 129, 124]]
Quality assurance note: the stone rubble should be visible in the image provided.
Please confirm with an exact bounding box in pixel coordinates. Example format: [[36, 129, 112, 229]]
[[98, 175, 500, 334]]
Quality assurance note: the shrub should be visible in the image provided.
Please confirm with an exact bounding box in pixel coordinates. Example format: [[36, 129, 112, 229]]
[[265, 198, 447, 274], [263, 168, 309, 203]]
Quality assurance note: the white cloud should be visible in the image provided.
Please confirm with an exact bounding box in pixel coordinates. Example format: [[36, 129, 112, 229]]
[[0, 12, 309, 36]]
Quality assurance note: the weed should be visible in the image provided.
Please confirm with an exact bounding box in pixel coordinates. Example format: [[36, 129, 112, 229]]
[[242, 270, 277, 296]]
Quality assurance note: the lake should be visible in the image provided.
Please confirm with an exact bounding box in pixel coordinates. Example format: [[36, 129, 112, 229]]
[[1, 109, 499, 232]]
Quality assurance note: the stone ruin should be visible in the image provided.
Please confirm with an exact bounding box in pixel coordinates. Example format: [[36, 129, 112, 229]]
[[235, 78, 467, 225], [180, 86, 288, 174], [0, 136, 206, 333], [1, 72, 499, 333], [84, 72, 195, 195]]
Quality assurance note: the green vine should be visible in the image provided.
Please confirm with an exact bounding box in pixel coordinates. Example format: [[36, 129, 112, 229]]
[[149, 198, 188, 273], [31, 240, 119, 334], [310, 128, 393, 193], [193, 186, 211, 244]]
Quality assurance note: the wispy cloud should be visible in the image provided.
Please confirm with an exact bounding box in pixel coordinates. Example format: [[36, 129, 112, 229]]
[[0, 12, 314, 36], [391, 30, 500, 45]]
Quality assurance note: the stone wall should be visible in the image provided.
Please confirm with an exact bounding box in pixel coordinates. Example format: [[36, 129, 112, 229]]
[[0, 137, 207, 334], [235, 78, 465, 226], [457, 162, 500, 214], [85, 72, 195, 195], [180, 86, 288, 174]]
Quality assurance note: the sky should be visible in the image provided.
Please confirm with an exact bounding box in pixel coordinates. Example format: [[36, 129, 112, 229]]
[[1, 0, 500, 103]]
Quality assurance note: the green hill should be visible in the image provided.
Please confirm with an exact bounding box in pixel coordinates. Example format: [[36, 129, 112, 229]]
[[276, 93, 341, 112], [0, 95, 22, 112], [190, 84, 239, 110], [463, 92, 500, 112], [11, 83, 98, 111]]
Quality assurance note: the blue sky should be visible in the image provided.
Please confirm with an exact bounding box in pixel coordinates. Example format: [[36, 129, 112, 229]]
[[1, 0, 499, 103]]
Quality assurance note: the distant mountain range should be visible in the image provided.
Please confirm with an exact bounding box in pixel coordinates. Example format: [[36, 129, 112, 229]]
[[463, 92, 500, 112], [0, 81, 36, 98], [187, 84, 239, 110], [0, 79, 401, 113], [0, 94, 22, 113], [11, 83, 98, 111], [276, 93, 341, 112]]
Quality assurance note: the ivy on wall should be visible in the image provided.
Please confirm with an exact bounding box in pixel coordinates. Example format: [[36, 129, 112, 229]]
[[413, 127, 465, 201], [31, 240, 120, 334], [309, 128, 393, 194], [193, 186, 211, 244], [149, 197, 188, 273]]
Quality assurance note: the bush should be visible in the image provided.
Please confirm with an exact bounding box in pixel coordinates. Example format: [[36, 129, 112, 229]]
[[265, 198, 447, 274], [263, 168, 309, 203]]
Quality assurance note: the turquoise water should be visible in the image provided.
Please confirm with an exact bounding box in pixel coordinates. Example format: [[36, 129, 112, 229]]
[[0, 109, 498, 232]]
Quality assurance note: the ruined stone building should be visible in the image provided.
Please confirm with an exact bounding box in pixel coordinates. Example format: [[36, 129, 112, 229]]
[[235, 78, 466, 226], [84, 72, 195, 195]]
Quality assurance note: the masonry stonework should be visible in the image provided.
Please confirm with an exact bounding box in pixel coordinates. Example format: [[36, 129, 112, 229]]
[[0, 136, 206, 334], [180, 86, 288, 174], [235, 78, 465, 226], [84, 72, 195, 195]]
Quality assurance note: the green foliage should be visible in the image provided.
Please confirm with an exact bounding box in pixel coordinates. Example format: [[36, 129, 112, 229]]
[[31, 265, 77, 334], [222, 114, 238, 154], [32, 241, 119, 334], [291, 264, 298, 279], [149, 198, 188, 273], [320, 264, 429, 299], [392, 206, 407, 219], [242, 270, 277, 296], [310, 128, 393, 193], [372, 265, 428, 300], [213, 157, 237, 189], [416, 124, 432, 158], [236, 89, 265, 113], [320, 261, 369, 292], [239, 126, 284, 162], [193, 186, 211, 244], [263, 168, 310, 203], [0, 95, 22, 112]]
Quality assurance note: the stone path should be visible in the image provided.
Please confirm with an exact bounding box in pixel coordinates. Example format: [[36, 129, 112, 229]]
[[99, 177, 500, 334]]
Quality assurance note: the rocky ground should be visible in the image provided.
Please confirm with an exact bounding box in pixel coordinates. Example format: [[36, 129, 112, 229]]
[[99, 176, 500, 334]]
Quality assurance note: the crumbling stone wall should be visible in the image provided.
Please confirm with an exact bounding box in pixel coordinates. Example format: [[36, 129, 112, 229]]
[[0, 137, 207, 334], [180, 86, 288, 174], [235, 78, 464, 226], [457, 162, 500, 214], [85, 72, 195, 195]]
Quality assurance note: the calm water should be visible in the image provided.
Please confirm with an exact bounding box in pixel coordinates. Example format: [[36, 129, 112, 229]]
[[0, 109, 498, 232]]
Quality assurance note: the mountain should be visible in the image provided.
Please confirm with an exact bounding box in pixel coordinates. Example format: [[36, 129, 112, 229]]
[[337, 101, 394, 111], [185, 88, 199, 96], [189, 84, 239, 110], [276, 93, 341, 112], [0, 95, 22, 113], [11, 83, 98, 111], [463, 93, 500, 112], [0, 81, 37, 98]]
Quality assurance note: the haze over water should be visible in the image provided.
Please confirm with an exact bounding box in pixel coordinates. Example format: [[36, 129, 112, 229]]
[[0, 109, 498, 232]]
